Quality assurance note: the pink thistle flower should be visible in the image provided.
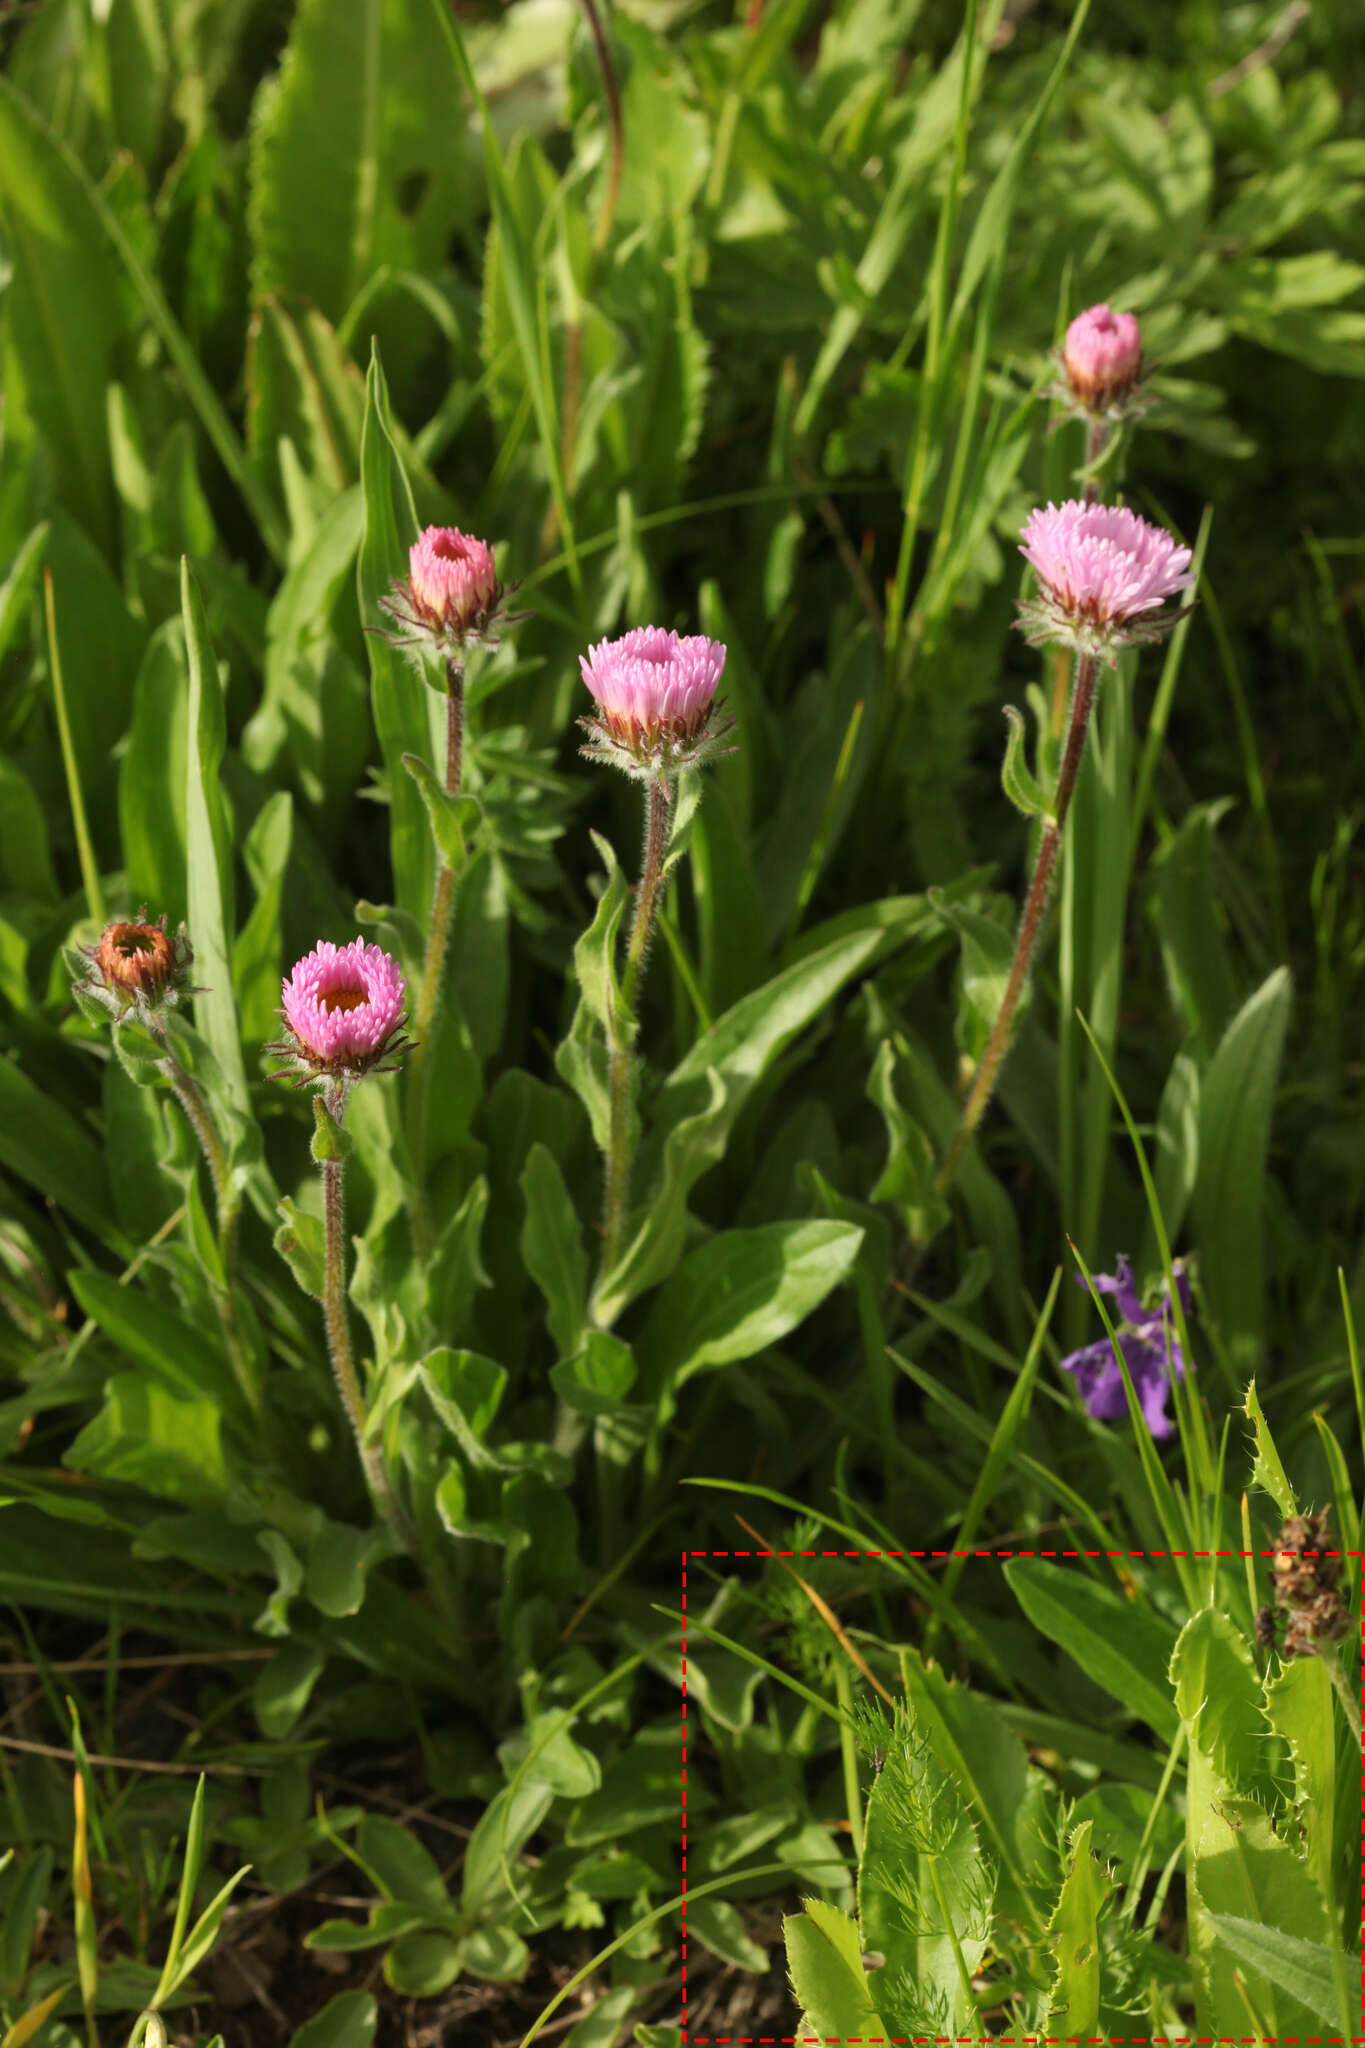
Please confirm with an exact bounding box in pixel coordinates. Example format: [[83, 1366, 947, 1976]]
[[267, 939, 410, 1089], [1063, 304, 1143, 414], [408, 527, 499, 634], [375, 525, 520, 679], [578, 626, 732, 780], [1016, 500, 1194, 663]]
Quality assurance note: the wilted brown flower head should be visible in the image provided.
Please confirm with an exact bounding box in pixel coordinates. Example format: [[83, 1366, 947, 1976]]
[[1270, 1508, 1347, 1659]]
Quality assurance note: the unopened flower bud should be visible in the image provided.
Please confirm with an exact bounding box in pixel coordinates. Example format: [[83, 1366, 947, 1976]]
[[74, 910, 196, 1018], [265, 938, 410, 1090], [578, 626, 733, 781], [1063, 304, 1142, 414], [376, 526, 516, 676]]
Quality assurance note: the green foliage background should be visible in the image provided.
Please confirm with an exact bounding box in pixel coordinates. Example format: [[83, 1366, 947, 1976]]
[[0, 0, 1363, 2039]]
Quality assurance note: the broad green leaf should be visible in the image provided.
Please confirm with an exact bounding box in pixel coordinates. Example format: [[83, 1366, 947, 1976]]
[[384, 1931, 461, 1995], [250, 0, 466, 380], [638, 1220, 863, 1388], [461, 1782, 554, 1907], [1004, 1559, 1180, 1741], [550, 1333, 637, 1417], [521, 1143, 588, 1359], [357, 343, 440, 930], [784, 1900, 889, 2043], [305, 1522, 381, 1619], [254, 1639, 327, 1739], [1042, 1820, 1106, 2037], [235, 791, 294, 1047], [1192, 967, 1291, 1373], [44, 514, 146, 852], [1170, 1608, 1274, 1802], [1204, 1915, 1346, 2030], [65, 1375, 229, 1508], [456, 1925, 530, 1981], [0, 78, 121, 550], [67, 1269, 243, 1422], [287, 1990, 378, 2048], [357, 1815, 452, 1914], [1264, 1654, 1336, 1913], [1149, 802, 1238, 1059], [0, 1059, 122, 1248], [688, 1897, 767, 1974], [1185, 1753, 1334, 2040]]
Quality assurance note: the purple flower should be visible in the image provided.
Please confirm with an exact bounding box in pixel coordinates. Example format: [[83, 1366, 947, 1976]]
[[1015, 500, 1194, 664], [1060, 1256, 1192, 1439]]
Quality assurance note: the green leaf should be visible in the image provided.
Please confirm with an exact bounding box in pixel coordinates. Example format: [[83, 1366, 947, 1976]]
[[932, 890, 1020, 1064], [1000, 705, 1053, 820], [1004, 1560, 1180, 1742], [1170, 1608, 1271, 1799], [67, 1269, 243, 1421], [65, 1375, 228, 1509], [287, 1990, 378, 2048], [384, 1931, 462, 1995], [0, 1059, 122, 1248], [784, 1900, 889, 2042], [402, 750, 477, 872], [357, 343, 440, 928], [1204, 1917, 1344, 2031], [639, 1220, 864, 1389], [311, 1094, 355, 1164], [1192, 967, 1291, 1373], [275, 1196, 327, 1301], [121, 622, 190, 922], [234, 791, 294, 1048], [461, 1782, 555, 1907], [455, 1925, 529, 1981], [867, 1039, 950, 1245], [0, 77, 122, 550], [1043, 1820, 1106, 2037], [181, 558, 253, 1130], [305, 1522, 381, 1619], [521, 1143, 588, 1359], [1243, 1378, 1296, 1519], [254, 1639, 327, 1739], [572, 832, 631, 1037], [357, 1815, 452, 1914], [1264, 1654, 1336, 1914], [249, 0, 467, 383], [550, 1333, 637, 1417], [688, 1898, 767, 1974]]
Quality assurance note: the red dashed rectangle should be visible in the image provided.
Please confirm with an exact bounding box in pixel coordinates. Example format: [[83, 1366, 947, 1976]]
[[679, 1548, 1365, 2046]]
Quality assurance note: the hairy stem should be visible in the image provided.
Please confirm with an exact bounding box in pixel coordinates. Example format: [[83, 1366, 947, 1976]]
[[935, 653, 1099, 1196], [407, 663, 464, 1264], [601, 776, 673, 1277], [322, 1085, 420, 1557]]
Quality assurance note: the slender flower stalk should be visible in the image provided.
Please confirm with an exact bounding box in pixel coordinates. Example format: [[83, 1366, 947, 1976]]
[[267, 941, 418, 1555], [578, 625, 730, 1281], [318, 1082, 420, 1559], [407, 665, 463, 1263], [603, 775, 673, 1273], [935, 501, 1192, 1196]]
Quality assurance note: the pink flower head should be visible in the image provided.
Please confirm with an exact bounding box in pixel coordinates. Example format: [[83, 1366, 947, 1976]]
[[408, 527, 500, 635], [1016, 500, 1194, 662], [1063, 304, 1142, 412], [268, 939, 410, 1088], [578, 626, 732, 780], [376, 525, 517, 680]]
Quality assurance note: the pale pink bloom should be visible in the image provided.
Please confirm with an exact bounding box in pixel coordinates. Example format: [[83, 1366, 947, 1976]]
[[1063, 304, 1142, 411], [1017, 500, 1194, 659], [579, 626, 731, 779], [275, 939, 408, 1081], [407, 526, 500, 636]]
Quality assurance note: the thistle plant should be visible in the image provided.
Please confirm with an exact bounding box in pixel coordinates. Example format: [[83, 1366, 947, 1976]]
[[935, 501, 1193, 1195], [576, 626, 732, 1279], [266, 938, 417, 1555]]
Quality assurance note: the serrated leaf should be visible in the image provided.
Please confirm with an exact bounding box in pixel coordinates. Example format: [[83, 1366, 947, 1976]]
[[784, 1899, 888, 2043]]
